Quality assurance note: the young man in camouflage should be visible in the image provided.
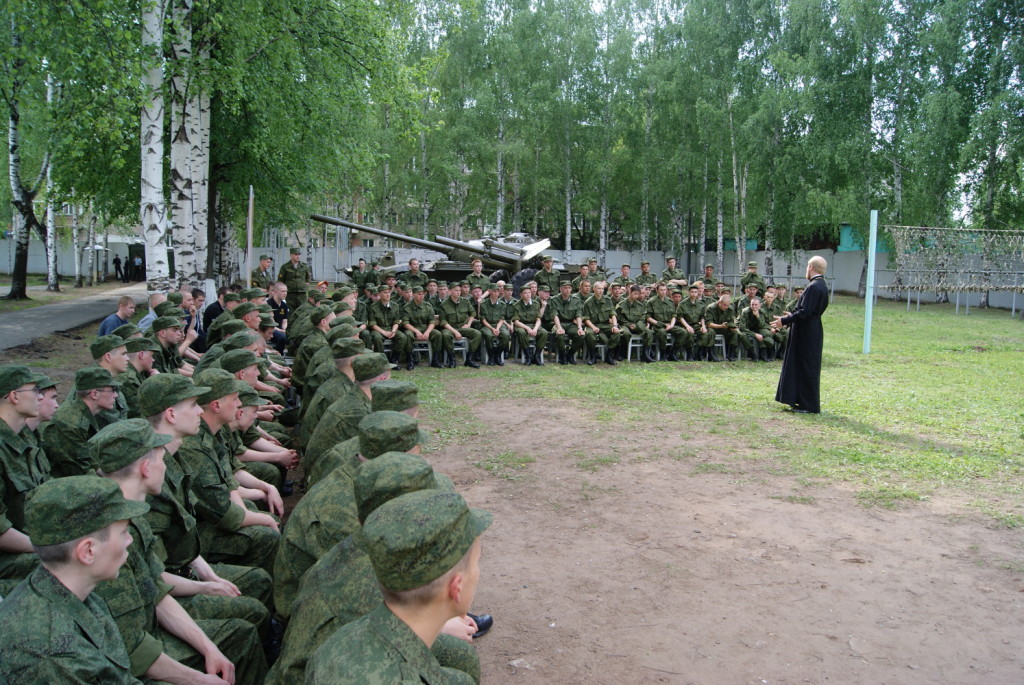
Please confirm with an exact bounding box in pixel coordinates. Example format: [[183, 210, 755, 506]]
[[0, 476, 148, 684], [305, 488, 491, 685], [582, 281, 621, 365], [616, 285, 655, 362], [42, 367, 120, 478], [551, 279, 585, 365], [512, 283, 548, 365], [438, 285, 482, 368], [277, 247, 312, 310]]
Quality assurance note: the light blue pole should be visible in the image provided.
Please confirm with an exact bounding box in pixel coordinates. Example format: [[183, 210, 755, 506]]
[[863, 210, 878, 354]]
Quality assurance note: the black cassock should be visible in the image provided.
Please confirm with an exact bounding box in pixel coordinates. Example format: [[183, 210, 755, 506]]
[[775, 274, 828, 413]]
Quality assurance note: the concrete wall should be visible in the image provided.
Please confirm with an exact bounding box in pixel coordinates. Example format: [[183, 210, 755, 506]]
[[0, 235, 137, 279]]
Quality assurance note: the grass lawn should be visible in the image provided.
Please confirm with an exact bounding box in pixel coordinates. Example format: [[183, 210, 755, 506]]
[[416, 295, 1024, 524]]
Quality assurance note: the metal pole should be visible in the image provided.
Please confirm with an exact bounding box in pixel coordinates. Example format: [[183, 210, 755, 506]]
[[863, 209, 878, 354], [245, 186, 254, 286], [956, 291, 960, 315]]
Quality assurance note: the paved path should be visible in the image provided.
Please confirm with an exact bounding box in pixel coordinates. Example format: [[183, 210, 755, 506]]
[[0, 284, 148, 351]]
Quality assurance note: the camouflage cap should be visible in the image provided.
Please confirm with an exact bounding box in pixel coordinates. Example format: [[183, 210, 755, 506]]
[[747, 261, 758, 268], [640, 261, 650, 266], [0, 364, 48, 397], [335, 286, 355, 299], [223, 292, 241, 303], [193, 369, 241, 405], [258, 315, 277, 329], [233, 302, 259, 319], [541, 255, 553, 262], [309, 304, 333, 326], [331, 338, 365, 360], [259, 254, 272, 261], [238, 385, 269, 407], [126, 337, 161, 354], [223, 330, 259, 351], [519, 283, 531, 293], [370, 380, 418, 413], [704, 263, 714, 269], [335, 315, 357, 326], [363, 285, 378, 294], [327, 323, 358, 342], [357, 490, 492, 592], [538, 285, 551, 293], [220, 349, 259, 374], [165, 292, 183, 306], [486, 283, 498, 292], [307, 289, 322, 300], [370, 260, 379, 266], [427, 278, 437, 285], [139, 374, 209, 417], [35, 375, 58, 391], [355, 452, 438, 524], [687, 283, 698, 290], [154, 301, 184, 317], [666, 255, 676, 261], [75, 366, 121, 392], [411, 286, 424, 293], [588, 258, 598, 263], [89, 334, 128, 360], [289, 247, 302, 255], [26, 476, 150, 546], [332, 302, 353, 315], [358, 410, 428, 459], [111, 323, 141, 340], [353, 352, 395, 383], [152, 316, 184, 332], [92, 419, 173, 474]]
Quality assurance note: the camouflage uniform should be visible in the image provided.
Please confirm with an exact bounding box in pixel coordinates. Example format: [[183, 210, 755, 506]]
[[278, 256, 312, 310], [704, 301, 740, 358], [437, 296, 482, 359], [368, 300, 411, 360], [532, 266, 561, 293], [645, 294, 688, 357], [298, 370, 359, 454], [737, 306, 776, 360], [401, 270, 430, 290], [304, 392, 371, 468], [615, 296, 653, 352], [476, 296, 510, 360], [676, 295, 713, 355], [550, 292, 585, 360], [511, 296, 549, 361], [178, 421, 280, 576], [0, 565, 141, 684], [740, 268, 767, 296], [41, 394, 102, 478], [403, 298, 443, 363], [0, 418, 45, 580], [581, 294, 621, 362]]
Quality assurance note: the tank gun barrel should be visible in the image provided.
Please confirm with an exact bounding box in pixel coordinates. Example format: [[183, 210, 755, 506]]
[[311, 214, 452, 254]]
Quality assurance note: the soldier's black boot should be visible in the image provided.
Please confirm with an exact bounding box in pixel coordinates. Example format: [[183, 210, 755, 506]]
[[495, 346, 505, 366], [532, 349, 543, 366], [666, 349, 678, 362], [430, 354, 443, 368], [406, 355, 415, 371], [727, 345, 738, 362], [464, 354, 480, 368], [567, 348, 577, 365], [605, 351, 618, 366], [586, 349, 597, 366], [761, 347, 773, 362], [445, 351, 456, 368], [708, 348, 721, 362]]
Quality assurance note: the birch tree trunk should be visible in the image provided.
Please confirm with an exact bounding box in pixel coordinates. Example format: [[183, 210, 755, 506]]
[[72, 203, 83, 287], [169, 0, 197, 288], [495, 117, 504, 235], [193, 67, 210, 282], [563, 124, 572, 261], [737, 161, 748, 269], [729, 104, 743, 267], [511, 160, 521, 234], [715, 155, 724, 277], [699, 150, 708, 272], [140, 0, 171, 292], [44, 73, 60, 291]]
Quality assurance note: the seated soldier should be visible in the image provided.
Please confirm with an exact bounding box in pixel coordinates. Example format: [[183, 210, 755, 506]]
[[512, 284, 548, 366], [87, 335, 131, 425], [0, 477, 148, 684], [645, 282, 688, 361], [304, 353, 393, 467], [267, 452, 483, 685], [676, 283, 712, 361], [737, 297, 776, 361], [575, 277, 593, 301], [477, 283, 510, 366], [616, 285, 655, 362], [551, 279, 584, 365], [612, 264, 633, 287], [761, 290, 788, 359], [292, 304, 335, 391], [704, 289, 740, 361], [661, 256, 687, 288], [92, 422, 266, 684], [634, 260, 657, 286], [305, 489, 491, 685], [121, 337, 160, 418], [733, 282, 760, 317], [570, 264, 591, 292], [368, 285, 412, 367], [177, 370, 280, 576], [42, 367, 120, 478], [297, 339, 366, 450], [139, 375, 274, 638], [0, 366, 51, 583], [581, 281, 621, 365], [273, 395, 420, 620], [403, 285, 443, 369], [438, 285, 482, 368]]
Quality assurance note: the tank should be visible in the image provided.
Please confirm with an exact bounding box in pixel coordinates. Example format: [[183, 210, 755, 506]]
[[311, 214, 572, 289]]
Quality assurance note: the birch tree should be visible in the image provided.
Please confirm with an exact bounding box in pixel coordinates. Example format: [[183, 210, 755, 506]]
[[140, 0, 170, 292]]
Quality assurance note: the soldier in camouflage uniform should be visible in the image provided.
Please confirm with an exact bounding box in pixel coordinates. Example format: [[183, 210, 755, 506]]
[[91, 421, 266, 684], [587, 257, 606, 282], [676, 284, 713, 360], [465, 259, 490, 291], [267, 452, 480, 685], [616, 285, 654, 362], [533, 255, 561, 294], [176, 370, 280, 576], [512, 284, 548, 365], [251, 254, 274, 290], [645, 282, 688, 361], [297, 339, 365, 453], [612, 264, 633, 287], [740, 261, 767, 296], [438, 287, 482, 368], [582, 281, 621, 365], [403, 286, 443, 369], [634, 260, 658, 286], [0, 365, 51, 582], [737, 297, 776, 361], [400, 258, 430, 291], [705, 290, 740, 361], [139, 375, 273, 634], [368, 285, 411, 366], [0, 476, 147, 684], [304, 488, 490, 685], [761, 290, 788, 359], [292, 305, 335, 392], [42, 367, 119, 478], [303, 353, 392, 467], [661, 256, 688, 288], [119, 337, 160, 418], [551, 279, 585, 365], [86, 335, 131, 425], [278, 247, 312, 310]]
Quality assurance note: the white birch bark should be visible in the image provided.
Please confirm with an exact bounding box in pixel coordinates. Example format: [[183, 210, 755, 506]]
[[140, 0, 170, 292], [699, 150, 708, 271], [72, 202, 83, 287], [715, 155, 724, 277], [193, 71, 210, 282], [169, 0, 195, 288], [495, 117, 504, 235], [44, 72, 60, 291]]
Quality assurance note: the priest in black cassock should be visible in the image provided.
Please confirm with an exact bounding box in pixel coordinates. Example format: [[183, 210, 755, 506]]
[[772, 256, 829, 413]]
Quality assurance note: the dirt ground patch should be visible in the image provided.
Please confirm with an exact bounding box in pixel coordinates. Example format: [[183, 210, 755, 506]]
[[423, 381, 1024, 684]]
